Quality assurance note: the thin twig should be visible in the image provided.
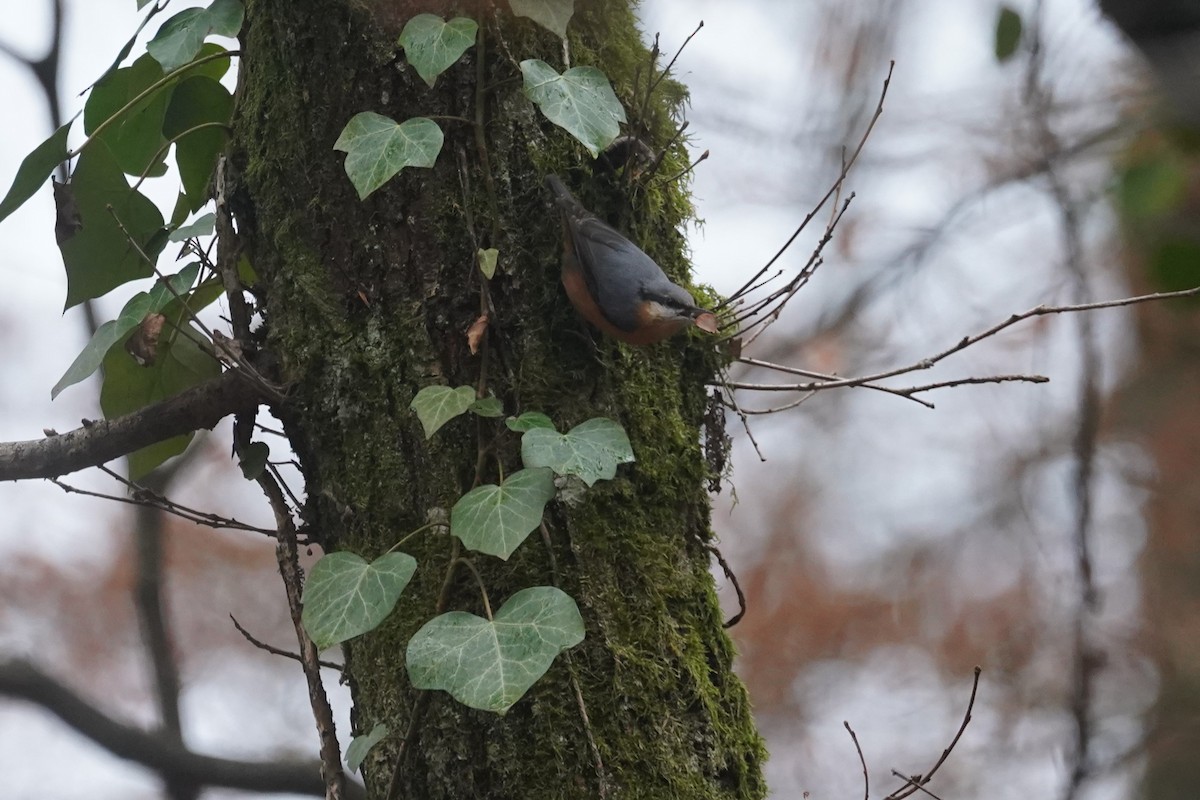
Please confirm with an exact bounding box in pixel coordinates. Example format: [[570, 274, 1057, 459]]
[[724, 61, 894, 304], [845, 721, 869, 800], [705, 544, 746, 628], [229, 615, 343, 671], [890, 771, 947, 800], [51, 472, 275, 536], [885, 666, 981, 799], [253, 462, 346, 799], [723, 286, 1200, 399]]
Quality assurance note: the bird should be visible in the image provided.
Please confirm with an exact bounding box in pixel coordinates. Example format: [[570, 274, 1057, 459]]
[[545, 174, 719, 346]]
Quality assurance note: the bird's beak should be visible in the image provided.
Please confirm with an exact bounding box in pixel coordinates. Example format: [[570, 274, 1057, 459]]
[[692, 310, 719, 334]]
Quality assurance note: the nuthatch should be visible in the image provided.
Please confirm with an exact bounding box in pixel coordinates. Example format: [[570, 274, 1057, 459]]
[[546, 175, 719, 345]]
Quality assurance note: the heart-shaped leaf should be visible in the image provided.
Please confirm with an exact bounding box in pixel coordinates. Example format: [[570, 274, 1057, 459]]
[[505, 412, 555, 433], [334, 113, 444, 200], [406, 586, 584, 712], [477, 247, 498, 279], [346, 723, 389, 774], [410, 385, 476, 439], [0, 121, 71, 225], [398, 14, 478, 88], [53, 264, 201, 398], [469, 396, 503, 418], [147, 0, 244, 72], [520, 60, 626, 157], [301, 551, 418, 651], [521, 417, 633, 486], [451, 468, 555, 559], [510, 0, 575, 38], [238, 441, 270, 480]]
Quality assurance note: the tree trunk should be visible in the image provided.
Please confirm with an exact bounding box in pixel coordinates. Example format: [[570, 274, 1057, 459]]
[[232, 1, 766, 797]]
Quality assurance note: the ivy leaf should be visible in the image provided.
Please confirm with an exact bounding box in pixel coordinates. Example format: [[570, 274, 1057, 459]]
[[238, 441, 270, 480], [169, 212, 216, 242], [510, 0, 575, 38], [346, 724, 389, 774], [520, 60, 626, 157], [147, 0, 244, 73], [477, 247, 498, 279], [0, 121, 71, 225], [410, 385, 476, 438], [406, 586, 584, 713], [398, 14, 478, 88], [301, 552, 418, 651], [469, 396, 504, 418], [60, 143, 166, 309], [521, 417, 634, 486], [451, 468, 555, 559], [505, 412, 555, 433], [52, 264, 201, 399], [334, 113, 444, 200], [84, 53, 172, 178], [994, 6, 1023, 62], [163, 76, 233, 212]]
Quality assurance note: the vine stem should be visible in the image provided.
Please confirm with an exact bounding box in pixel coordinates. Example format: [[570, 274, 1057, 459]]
[[455, 558, 494, 620]]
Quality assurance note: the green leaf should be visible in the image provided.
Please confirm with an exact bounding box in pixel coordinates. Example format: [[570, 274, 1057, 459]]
[[508, 0, 573, 38], [520, 60, 626, 157], [164, 76, 233, 211], [410, 385, 475, 438], [100, 322, 219, 479], [346, 723, 389, 774], [52, 264, 201, 399], [406, 586, 584, 712], [0, 121, 71, 225], [148, 0, 244, 72], [505, 412, 555, 433], [451, 468, 555, 559], [238, 441, 270, 480], [477, 247, 498, 279], [994, 6, 1023, 62], [510, 0, 575, 38], [398, 14, 478, 88], [521, 417, 634, 486], [469, 396, 503, 418], [334, 113, 444, 200], [60, 143, 167, 308], [169, 212, 215, 241], [84, 53, 172, 177], [301, 552, 418, 651]]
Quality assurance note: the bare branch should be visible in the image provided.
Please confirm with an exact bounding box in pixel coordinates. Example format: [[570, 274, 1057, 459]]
[[229, 615, 343, 672], [885, 666, 981, 800], [844, 721, 869, 800], [721, 286, 1200, 403], [0, 659, 361, 798], [0, 370, 264, 481]]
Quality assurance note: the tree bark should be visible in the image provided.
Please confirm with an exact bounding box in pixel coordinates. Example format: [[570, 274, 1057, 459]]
[[233, 1, 766, 798]]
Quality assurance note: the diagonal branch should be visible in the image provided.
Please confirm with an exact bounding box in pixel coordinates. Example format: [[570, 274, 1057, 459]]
[[0, 370, 264, 481], [0, 659, 363, 799]]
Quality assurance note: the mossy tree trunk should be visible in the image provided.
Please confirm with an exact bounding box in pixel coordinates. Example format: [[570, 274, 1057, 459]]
[[233, 1, 766, 797]]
